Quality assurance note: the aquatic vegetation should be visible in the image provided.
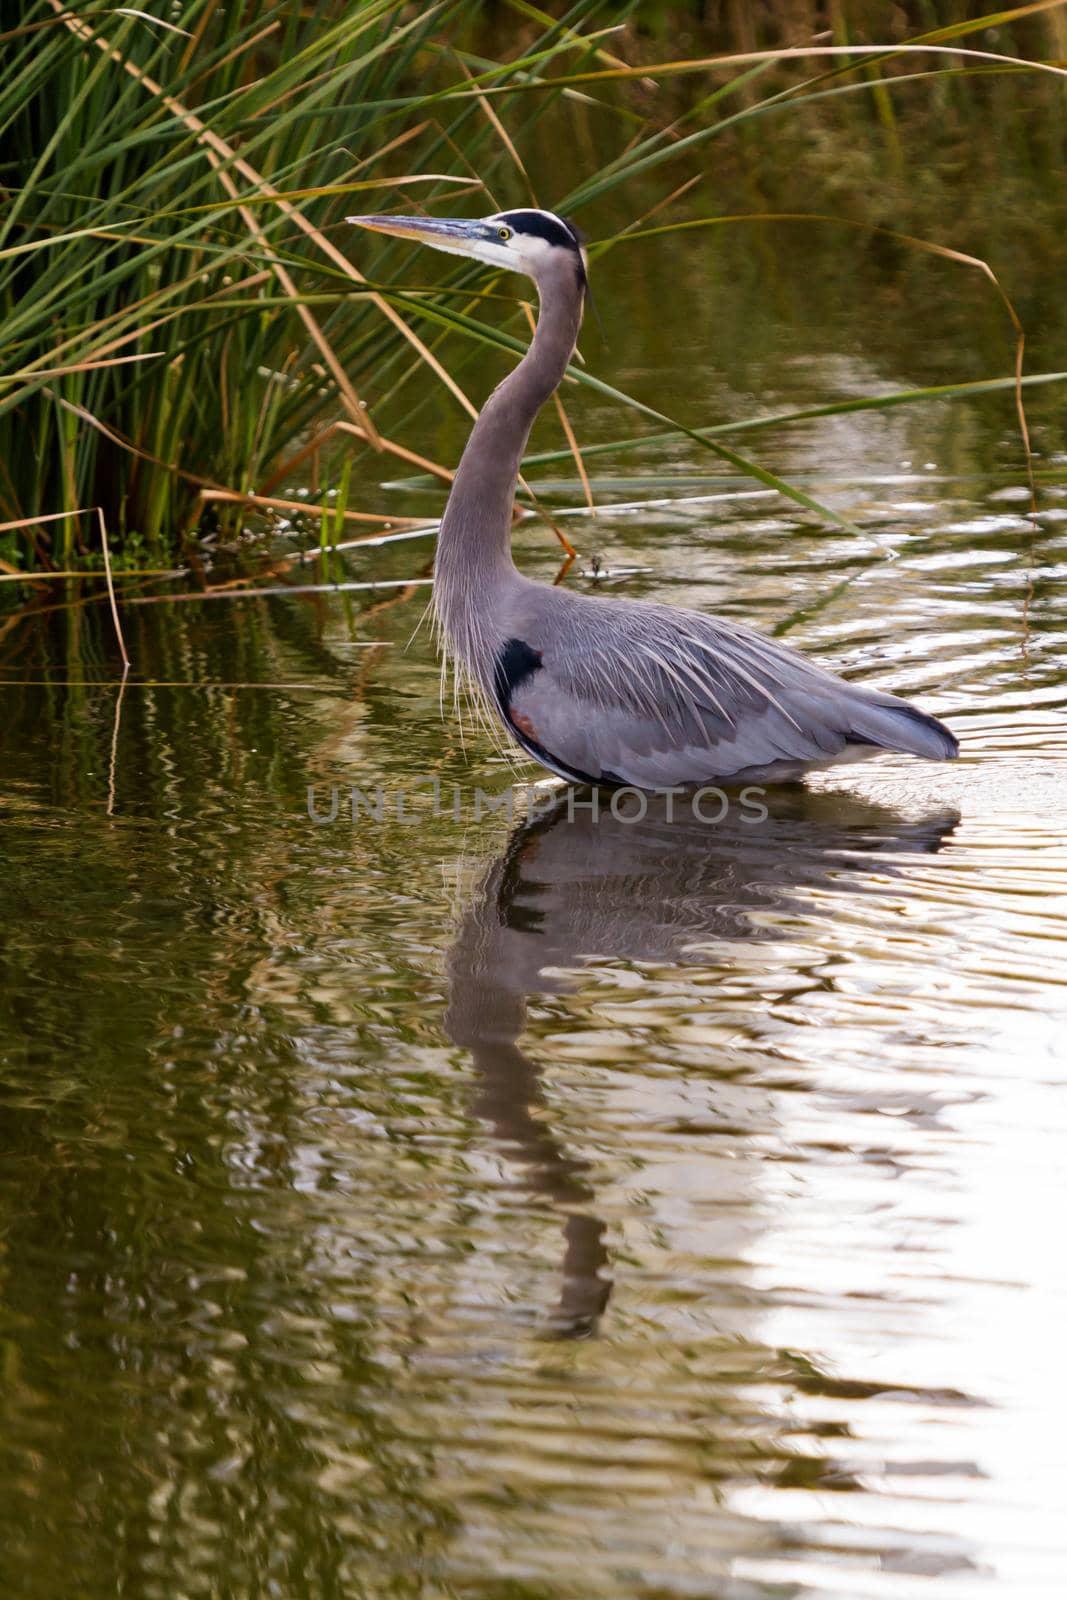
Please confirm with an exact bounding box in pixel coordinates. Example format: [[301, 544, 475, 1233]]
[[2, 0, 1065, 581]]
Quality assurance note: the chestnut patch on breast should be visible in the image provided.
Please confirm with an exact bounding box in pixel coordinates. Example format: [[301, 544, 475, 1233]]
[[490, 634, 622, 788]]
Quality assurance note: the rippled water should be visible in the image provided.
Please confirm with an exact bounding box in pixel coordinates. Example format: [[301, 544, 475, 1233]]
[[3, 220, 1067, 1597]]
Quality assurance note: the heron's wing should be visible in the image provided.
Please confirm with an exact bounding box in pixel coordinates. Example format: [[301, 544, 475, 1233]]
[[504, 596, 955, 786]]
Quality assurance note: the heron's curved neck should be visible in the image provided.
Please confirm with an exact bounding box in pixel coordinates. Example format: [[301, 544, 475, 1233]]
[[434, 263, 584, 663]]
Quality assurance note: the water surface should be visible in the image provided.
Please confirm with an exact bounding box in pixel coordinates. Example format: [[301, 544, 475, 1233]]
[[2, 206, 1067, 1599]]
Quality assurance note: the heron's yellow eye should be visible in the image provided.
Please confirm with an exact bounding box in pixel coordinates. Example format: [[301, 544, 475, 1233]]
[[497, 226, 512, 241]]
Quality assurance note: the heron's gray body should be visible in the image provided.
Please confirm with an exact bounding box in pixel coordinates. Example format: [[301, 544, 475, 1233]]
[[482, 576, 954, 787], [351, 207, 958, 788]]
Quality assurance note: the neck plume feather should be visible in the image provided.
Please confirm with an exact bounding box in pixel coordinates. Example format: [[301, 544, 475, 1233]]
[[432, 263, 585, 683]]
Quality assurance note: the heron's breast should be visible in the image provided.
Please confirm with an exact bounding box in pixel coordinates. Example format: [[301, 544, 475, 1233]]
[[492, 637, 543, 728]]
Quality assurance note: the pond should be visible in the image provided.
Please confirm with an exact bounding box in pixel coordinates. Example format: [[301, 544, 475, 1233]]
[[2, 192, 1067, 1595]]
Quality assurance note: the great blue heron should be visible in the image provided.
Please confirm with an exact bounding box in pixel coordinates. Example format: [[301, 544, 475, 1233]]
[[348, 208, 958, 788]]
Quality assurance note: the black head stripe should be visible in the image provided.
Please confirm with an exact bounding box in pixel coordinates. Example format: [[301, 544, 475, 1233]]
[[497, 209, 582, 251]]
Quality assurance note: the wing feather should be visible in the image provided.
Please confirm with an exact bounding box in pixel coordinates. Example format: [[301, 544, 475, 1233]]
[[500, 586, 955, 787]]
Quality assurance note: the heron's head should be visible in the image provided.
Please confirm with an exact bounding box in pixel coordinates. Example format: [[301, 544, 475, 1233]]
[[347, 207, 588, 292]]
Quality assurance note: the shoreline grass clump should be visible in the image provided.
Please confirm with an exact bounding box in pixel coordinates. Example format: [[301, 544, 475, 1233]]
[[2, 0, 1066, 587], [0, 0, 615, 564]]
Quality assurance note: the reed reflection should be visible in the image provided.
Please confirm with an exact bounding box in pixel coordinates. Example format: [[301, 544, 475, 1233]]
[[444, 785, 959, 1337]]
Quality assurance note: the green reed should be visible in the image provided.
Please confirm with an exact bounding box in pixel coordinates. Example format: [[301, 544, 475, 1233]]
[[2, 0, 1066, 579]]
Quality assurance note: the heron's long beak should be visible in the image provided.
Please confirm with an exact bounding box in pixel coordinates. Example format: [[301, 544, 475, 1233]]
[[346, 213, 487, 258]]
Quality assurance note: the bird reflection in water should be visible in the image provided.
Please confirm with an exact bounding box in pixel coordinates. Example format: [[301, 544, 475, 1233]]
[[444, 785, 958, 1339]]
